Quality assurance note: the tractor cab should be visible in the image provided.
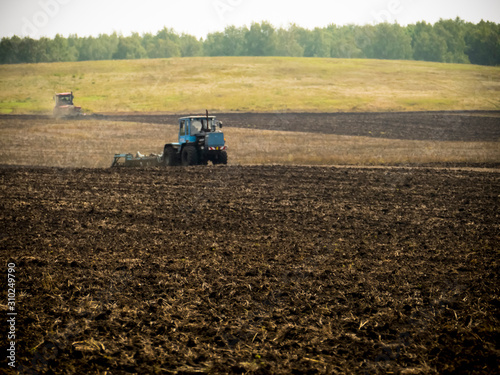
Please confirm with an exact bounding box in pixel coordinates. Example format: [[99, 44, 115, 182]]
[[54, 92, 74, 106], [179, 115, 222, 143]]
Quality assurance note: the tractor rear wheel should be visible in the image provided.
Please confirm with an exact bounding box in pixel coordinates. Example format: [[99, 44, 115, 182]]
[[164, 147, 177, 166], [182, 145, 198, 166]]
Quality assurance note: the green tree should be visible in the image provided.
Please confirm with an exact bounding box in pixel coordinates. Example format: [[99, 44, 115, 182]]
[[78, 36, 96, 61], [326, 25, 363, 58], [368, 23, 412, 60], [275, 25, 304, 57], [142, 32, 156, 57], [150, 28, 181, 58], [203, 32, 224, 56], [222, 26, 247, 56], [46, 34, 77, 62], [94, 33, 119, 60], [155, 38, 180, 58], [244, 22, 277, 56], [1, 20, 499, 65], [293, 26, 314, 57], [354, 25, 374, 59], [410, 21, 447, 62], [34, 37, 51, 62], [0, 36, 21, 64], [112, 33, 147, 60], [465, 20, 500, 66], [17, 37, 38, 63], [434, 18, 469, 63], [309, 27, 331, 57], [67, 34, 81, 60], [179, 34, 202, 57]]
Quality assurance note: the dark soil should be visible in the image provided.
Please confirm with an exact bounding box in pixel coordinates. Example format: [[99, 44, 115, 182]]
[[1, 165, 499, 374], [100, 111, 500, 142], [3, 110, 499, 142]]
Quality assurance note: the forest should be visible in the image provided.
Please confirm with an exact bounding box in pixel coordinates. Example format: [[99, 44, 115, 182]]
[[0, 18, 498, 66]]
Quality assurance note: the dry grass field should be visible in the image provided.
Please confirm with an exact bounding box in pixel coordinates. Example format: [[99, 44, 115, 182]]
[[0, 57, 499, 114]]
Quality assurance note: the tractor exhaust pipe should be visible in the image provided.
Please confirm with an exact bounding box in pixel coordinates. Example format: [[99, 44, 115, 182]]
[[206, 109, 209, 131]]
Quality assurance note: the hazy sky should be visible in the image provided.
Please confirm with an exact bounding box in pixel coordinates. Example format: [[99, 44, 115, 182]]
[[1, 0, 499, 40]]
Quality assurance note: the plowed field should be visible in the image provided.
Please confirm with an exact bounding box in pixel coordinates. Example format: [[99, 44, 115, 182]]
[[104, 111, 500, 142], [1, 165, 499, 374]]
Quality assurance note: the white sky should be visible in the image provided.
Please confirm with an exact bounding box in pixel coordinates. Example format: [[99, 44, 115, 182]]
[[1, 0, 499, 40]]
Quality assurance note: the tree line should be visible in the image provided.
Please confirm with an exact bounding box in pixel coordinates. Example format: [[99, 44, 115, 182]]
[[0, 18, 498, 66]]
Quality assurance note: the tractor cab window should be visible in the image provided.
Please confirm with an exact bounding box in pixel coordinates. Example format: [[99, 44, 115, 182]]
[[60, 96, 71, 104], [180, 120, 186, 135], [202, 119, 215, 132], [191, 119, 202, 135]]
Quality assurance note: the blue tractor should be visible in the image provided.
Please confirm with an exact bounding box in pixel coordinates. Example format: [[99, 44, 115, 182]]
[[163, 112, 227, 166]]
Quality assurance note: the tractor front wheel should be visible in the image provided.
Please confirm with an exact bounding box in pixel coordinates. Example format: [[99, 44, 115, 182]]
[[181, 145, 198, 166]]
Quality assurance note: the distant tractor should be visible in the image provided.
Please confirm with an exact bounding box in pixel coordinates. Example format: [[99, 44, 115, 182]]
[[53, 92, 82, 118], [111, 111, 227, 167]]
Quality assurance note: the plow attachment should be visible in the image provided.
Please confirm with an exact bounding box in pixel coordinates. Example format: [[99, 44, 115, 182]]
[[111, 152, 163, 167]]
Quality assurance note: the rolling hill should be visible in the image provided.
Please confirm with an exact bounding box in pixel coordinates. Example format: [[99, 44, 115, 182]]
[[0, 56, 499, 114]]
